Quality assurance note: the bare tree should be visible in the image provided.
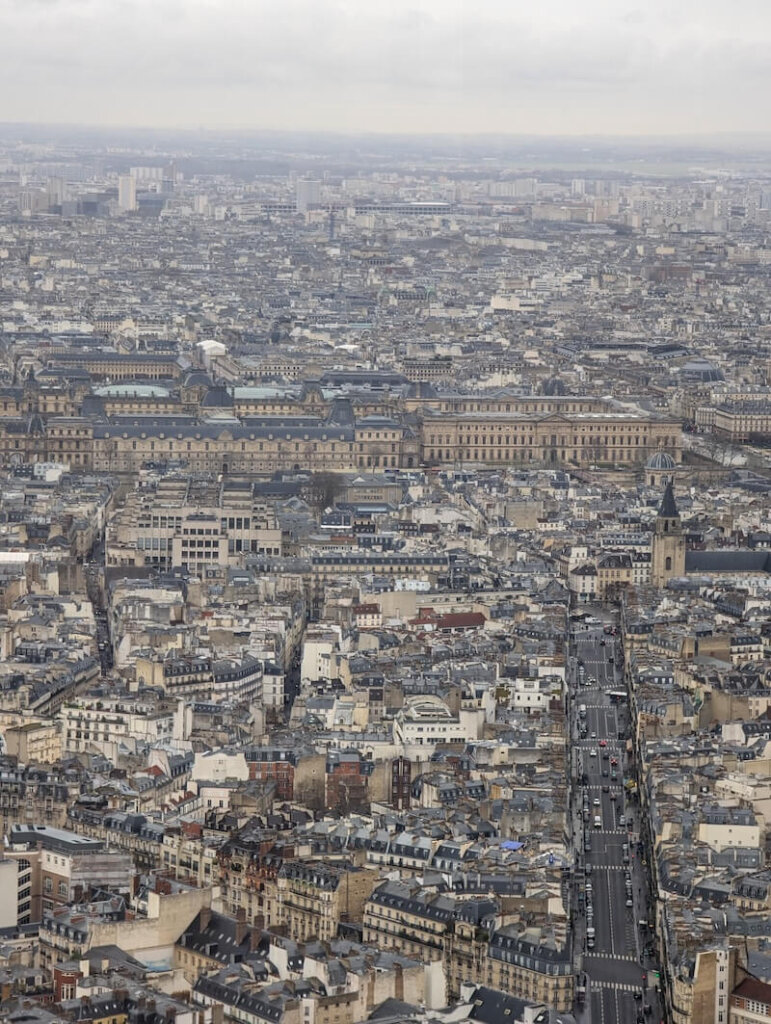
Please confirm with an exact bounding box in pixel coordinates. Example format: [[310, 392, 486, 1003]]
[[307, 472, 344, 515]]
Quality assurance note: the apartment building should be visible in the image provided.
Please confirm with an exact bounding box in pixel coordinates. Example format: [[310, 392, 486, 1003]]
[[0, 764, 83, 835], [484, 928, 574, 1013], [393, 695, 469, 748], [363, 881, 455, 962], [274, 861, 380, 943], [363, 883, 575, 1013], [667, 946, 737, 1024], [712, 402, 771, 442], [175, 907, 259, 984], [135, 652, 264, 703], [1, 718, 62, 763], [697, 807, 761, 853], [730, 976, 771, 1024], [59, 695, 175, 757]]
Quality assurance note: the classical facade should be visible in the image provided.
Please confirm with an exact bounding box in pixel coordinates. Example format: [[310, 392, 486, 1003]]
[[0, 379, 682, 475], [363, 883, 575, 1013], [421, 402, 680, 468]]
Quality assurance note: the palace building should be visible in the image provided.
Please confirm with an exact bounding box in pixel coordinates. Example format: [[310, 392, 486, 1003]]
[[0, 376, 682, 475]]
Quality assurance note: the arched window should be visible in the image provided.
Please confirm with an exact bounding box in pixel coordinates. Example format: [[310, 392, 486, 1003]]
[[665, 556, 672, 571]]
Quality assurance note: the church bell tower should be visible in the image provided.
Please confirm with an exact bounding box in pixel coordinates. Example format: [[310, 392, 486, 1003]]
[[651, 480, 685, 587]]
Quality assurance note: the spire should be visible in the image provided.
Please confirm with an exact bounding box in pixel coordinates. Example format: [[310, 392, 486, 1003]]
[[658, 479, 679, 519]]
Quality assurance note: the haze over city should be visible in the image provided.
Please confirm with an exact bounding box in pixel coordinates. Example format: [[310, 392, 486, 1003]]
[[1, 0, 771, 135]]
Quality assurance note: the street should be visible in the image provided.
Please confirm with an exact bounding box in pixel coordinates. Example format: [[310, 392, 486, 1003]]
[[568, 618, 663, 1024]]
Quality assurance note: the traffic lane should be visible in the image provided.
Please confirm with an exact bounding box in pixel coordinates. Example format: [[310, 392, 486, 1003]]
[[584, 833, 614, 869], [608, 870, 633, 955], [589, 982, 649, 1024], [590, 869, 613, 955], [585, 705, 611, 741], [585, 702, 608, 737], [581, 656, 608, 682], [588, 987, 604, 1024], [603, 706, 619, 738], [603, 830, 630, 859], [577, 643, 605, 667], [618, 989, 642, 1024], [601, 788, 616, 825], [585, 826, 630, 868], [595, 986, 621, 1024]]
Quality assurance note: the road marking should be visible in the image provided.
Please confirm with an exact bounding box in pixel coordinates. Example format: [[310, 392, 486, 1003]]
[[584, 952, 638, 962], [586, 864, 632, 872], [592, 981, 643, 992], [605, 871, 616, 955]]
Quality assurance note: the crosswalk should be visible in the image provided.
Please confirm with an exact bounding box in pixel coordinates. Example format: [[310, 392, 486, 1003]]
[[593, 981, 644, 993], [584, 952, 638, 963], [583, 864, 632, 872]]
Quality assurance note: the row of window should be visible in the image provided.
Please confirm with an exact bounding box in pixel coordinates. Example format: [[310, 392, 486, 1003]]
[[43, 877, 68, 897], [428, 448, 649, 462]]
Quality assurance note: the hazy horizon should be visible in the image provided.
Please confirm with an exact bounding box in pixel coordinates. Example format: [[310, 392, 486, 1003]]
[[2, 0, 770, 137]]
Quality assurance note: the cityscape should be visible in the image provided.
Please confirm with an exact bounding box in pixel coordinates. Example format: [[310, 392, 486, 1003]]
[[1, 109, 771, 1024]]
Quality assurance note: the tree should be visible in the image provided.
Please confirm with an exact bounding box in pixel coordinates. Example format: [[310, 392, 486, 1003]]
[[307, 472, 344, 515]]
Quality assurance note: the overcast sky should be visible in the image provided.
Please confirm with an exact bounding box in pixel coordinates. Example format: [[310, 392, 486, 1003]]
[[1, 0, 770, 136]]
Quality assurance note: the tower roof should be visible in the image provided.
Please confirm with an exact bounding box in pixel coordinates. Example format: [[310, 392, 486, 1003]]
[[658, 480, 679, 519]]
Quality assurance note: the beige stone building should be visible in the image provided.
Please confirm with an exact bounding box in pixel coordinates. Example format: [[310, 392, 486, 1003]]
[[667, 945, 737, 1024], [364, 883, 574, 1013], [417, 394, 681, 468], [106, 475, 282, 570], [273, 862, 380, 943], [1, 717, 62, 763], [0, 386, 680, 476]]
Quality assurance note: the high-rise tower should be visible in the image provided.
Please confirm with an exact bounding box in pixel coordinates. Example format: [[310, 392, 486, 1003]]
[[296, 178, 320, 213], [118, 175, 137, 213]]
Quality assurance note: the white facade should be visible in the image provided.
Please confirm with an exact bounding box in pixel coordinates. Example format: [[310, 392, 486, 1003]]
[[59, 698, 174, 756], [301, 630, 340, 682], [118, 175, 137, 212], [191, 749, 249, 783], [393, 696, 467, 747]]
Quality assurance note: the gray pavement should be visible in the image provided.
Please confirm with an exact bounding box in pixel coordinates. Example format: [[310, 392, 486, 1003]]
[[568, 621, 663, 1024]]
